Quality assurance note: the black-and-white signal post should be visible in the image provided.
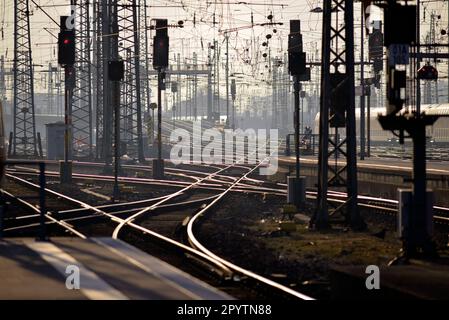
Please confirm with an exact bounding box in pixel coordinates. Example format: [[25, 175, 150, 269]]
[[378, 0, 440, 260], [152, 19, 169, 179], [58, 15, 76, 184], [287, 20, 308, 209]]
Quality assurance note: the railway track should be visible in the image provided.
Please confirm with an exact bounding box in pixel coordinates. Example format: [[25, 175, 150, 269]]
[[6, 161, 449, 228], [3, 156, 449, 299], [2, 160, 315, 300]]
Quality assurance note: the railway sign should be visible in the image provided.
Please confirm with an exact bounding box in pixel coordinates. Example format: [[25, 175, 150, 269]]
[[388, 44, 410, 66]]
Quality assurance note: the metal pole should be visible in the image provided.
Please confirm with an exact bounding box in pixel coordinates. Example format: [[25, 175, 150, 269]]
[[38, 162, 46, 241], [360, 3, 365, 160], [207, 49, 212, 120], [113, 80, 120, 200], [315, 0, 332, 228], [157, 69, 162, 160], [367, 86, 371, 157], [232, 98, 235, 130], [301, 96, 304, 135], [151, 108, 155, 143], [193, 52, 198, 121], [143, 0, 151, 117], [344, 0, 361, 228], [411, 122, 427, 255], [0, 177, 3, 238], [132, 0, 144, 163], [294, 76, 300, 179], [216, 40, 220, 117], [446, 0, 449, 101], [416, 0, 421, 114], [103, 0, 112, 166], [225, 34, 229, 127], [64, 69, 70, 163]]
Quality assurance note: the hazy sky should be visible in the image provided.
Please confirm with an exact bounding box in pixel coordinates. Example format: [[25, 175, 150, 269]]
[[0, 0, 447, 98]]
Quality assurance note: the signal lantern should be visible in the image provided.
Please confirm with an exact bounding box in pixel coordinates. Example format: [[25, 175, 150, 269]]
[[417, 65, 438, 80], [58, 30, 75, 66], [108, 60, 124, 81], [153, 36, 169, 69], [153, 19, 169, 69], [231, 79, 236, 100], [288, 20, 306, 76]]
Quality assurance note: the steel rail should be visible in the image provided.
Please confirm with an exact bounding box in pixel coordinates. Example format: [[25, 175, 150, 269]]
[[1, 189, 87, 238], [186, 156, 315, 300], [3, 173, 235, 276]]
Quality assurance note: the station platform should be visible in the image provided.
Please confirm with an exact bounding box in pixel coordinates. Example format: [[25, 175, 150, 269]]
[[0, 237, 232, 300], [277, 156, 449, 206], [279, 155, 449, 175], [330, 260, 449, 299]]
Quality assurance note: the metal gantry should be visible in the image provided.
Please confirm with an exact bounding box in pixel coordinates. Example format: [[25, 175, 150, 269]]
[[99, 0, 114, 164], [193, 52, 198, 120], [280, 54, 290, 131], [139, 0, 151, 136], [93, 0, 104, 160], [271, 57, 278, 129], [312, 0, 364, 229], [72, 0, 93, 159], [11, 0, 40, 158], [0, 56, 6, 101], [117, 0, 144, 162]]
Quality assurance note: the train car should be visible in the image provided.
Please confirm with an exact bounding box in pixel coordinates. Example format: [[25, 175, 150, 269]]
[[422, 103, 449, 144], [314, 103, 449, 146], [0, 100, 5, 184]]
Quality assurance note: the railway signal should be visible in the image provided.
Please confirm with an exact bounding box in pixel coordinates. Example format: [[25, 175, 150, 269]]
[[108, 60, 124, 81], [369, 29, 383, 60], [153, 19, 169, 69], [383, 2, 416, 116], [417, 65, 438, 81], [378, 1, 439, 261], [58, 15, 75, 184], [153, 36, 169, 69], [288, 20, 306, 76], [58, 30, 75, 66], [231, 79, 236, 129], [108, 60, 124, 201], [287, 20, 308, 209], [153, 19, 169, 179]]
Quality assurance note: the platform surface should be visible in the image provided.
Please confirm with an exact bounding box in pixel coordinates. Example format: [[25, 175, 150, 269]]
[[330, 260, 449, 299], [0, 237, 232, 300]]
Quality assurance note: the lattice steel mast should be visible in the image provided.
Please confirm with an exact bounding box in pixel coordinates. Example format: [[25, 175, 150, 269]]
[[11, 0, 40, 158], [96, 0, 114, 164], [117, 0, 144, 162], [139, 0, 150, 118], [71, 0, 93, 159], [0, 56, 5, 101], [312, 0, 364, 229], [92, 0, 101, 159]]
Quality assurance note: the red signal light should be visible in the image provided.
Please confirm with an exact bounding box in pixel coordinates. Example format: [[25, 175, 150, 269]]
[[418, 65, 438, 80], [58, 30, 75, 65]]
